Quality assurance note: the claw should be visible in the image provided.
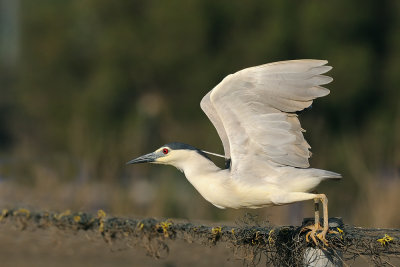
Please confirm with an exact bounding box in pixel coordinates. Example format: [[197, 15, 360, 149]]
[[306, 230, 318, 245], [301, 223, 330, 246], [317, 232, 329, 246]]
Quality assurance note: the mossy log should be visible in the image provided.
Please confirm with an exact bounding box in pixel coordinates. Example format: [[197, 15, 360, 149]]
[[1, 208, 399, 266]]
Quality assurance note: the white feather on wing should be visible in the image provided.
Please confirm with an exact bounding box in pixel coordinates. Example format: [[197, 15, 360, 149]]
[[200, 59, 333, 180], [200, 91, 231, 158]]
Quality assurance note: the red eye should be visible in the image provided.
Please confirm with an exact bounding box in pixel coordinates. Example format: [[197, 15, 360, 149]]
[[162, 148, 169, 154]]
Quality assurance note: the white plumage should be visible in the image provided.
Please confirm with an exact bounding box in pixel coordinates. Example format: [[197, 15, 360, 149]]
[[128, 59, 342, 245], [201, 59, 332, 168]]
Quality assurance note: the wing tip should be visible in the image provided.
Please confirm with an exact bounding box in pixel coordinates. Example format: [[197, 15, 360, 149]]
[[319, 87, 331, 97], [319, 75, 334, 85]]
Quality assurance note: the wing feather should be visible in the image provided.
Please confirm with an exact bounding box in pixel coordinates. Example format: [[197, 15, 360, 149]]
[[201, 60, 332, 179], [200, 91, 231, 158]]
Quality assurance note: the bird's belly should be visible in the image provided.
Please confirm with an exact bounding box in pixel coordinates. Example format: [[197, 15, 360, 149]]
[[195, 181, 278, 209], [185, 171, 296, 209], [228, 186, 278, 209]]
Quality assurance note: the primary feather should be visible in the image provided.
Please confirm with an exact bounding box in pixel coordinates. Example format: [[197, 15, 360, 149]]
[[200, 59, 336, 183]]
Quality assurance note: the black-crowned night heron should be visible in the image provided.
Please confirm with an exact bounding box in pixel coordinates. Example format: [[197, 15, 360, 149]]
[[127, 60, 341, 245]]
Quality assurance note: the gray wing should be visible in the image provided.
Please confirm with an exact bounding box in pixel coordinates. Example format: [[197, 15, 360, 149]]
[[200, 91, 231, 158], [207, 59, 333, 179]]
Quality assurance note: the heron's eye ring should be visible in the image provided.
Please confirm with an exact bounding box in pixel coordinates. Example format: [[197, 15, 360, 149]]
[[163, 148, 169, 154]]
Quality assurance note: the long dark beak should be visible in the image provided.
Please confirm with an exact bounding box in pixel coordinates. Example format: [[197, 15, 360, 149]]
[[126, 152, 157, 165]]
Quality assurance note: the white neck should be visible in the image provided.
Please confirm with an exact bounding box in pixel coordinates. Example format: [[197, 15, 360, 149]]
[[171, 150, 221, 178], [162, 149, 236, 208]]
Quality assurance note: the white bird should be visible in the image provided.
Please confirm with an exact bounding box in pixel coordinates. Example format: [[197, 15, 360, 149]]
[[127, 59, 341, 245]]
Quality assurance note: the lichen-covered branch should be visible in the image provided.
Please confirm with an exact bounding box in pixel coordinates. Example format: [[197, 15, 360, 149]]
[[1, 208, 399, 266]]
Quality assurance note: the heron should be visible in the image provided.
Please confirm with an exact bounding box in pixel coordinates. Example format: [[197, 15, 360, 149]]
[[127, 59, 341, 245]]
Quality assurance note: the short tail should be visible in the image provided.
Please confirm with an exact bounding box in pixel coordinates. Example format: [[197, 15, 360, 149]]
[[310, 169, 342, 180]]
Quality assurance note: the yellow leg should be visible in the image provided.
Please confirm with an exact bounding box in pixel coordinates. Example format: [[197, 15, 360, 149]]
[[302, 194, 330, 246], [316, 194, 329, 244], [314, 198, 320, 229]]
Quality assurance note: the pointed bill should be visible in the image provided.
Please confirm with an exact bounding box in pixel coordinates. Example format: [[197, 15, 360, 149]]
[[126, 152, 158, 164]]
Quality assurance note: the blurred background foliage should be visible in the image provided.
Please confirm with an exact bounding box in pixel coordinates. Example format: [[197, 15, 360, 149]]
[[0, 0, 399, 228]]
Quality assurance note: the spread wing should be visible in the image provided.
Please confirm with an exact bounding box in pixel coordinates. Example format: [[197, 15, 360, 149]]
[[201, 59, 333, 179]]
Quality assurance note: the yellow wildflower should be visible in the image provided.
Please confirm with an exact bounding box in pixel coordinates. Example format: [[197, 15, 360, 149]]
[[377, 234, 394, 246], [211, 226, 222, 235], [73, 216, 81, 223]]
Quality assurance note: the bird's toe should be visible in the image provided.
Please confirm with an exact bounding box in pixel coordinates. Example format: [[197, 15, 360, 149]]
[[316, 232, 329, 247]]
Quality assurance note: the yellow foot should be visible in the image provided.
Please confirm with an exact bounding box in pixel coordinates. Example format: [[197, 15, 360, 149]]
[[316, 232, 329, 247], [301, 224, 336, 247], [301, 223, 324, 245]]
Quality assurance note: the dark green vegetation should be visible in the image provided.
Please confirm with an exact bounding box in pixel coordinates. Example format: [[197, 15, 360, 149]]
[[0, 0, 399, 229], [1, 208, 399, 266]]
